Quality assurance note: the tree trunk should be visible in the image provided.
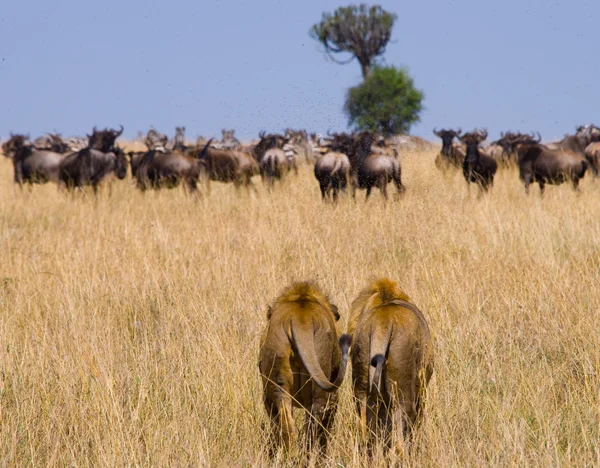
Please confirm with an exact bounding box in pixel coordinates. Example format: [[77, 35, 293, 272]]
[[359, 58, 371, 80]]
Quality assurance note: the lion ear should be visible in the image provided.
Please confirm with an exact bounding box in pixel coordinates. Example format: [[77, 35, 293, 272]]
[[267, 306, 273, 319], [331, 304, 340, 321]]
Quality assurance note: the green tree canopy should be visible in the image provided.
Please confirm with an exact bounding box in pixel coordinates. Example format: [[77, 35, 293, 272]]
[[344, 66, 424, 136], [310, 4, 396, 79]]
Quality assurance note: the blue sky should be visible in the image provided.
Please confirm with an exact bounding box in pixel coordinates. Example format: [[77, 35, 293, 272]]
[[1, 0, 598, 142]]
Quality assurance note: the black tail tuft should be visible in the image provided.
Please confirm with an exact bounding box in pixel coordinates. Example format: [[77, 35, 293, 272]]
[[339, 334, 352, 353], [371, 354, 385, 368]]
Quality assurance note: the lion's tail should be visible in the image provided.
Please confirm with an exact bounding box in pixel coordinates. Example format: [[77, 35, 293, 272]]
[[369, 321, 393, 394], [291, 319, 350, 392]]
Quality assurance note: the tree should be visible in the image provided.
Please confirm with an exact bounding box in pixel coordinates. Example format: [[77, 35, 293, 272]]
[[344, 66, 424, 136], [310, 4, 396, 80]]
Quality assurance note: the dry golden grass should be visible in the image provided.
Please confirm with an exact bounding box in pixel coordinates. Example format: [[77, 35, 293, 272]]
[[0, 148, 599, 466]]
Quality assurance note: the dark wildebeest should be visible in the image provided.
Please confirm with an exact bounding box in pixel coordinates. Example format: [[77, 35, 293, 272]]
[[516, 137, 588, 194], [432, 128, 464, 170], [545, 125, 600, 178], [313, 133, 351, 201], [488, 131, 541, 166], [2, 134, 68, 186], [347, 132, 404, 200], [459, 129, 497, 191], [486, 131, 517, 166], [58, 126, 127, 193], [130, 140, 209, 192], [252, 132, 295, 186], [251, 132, 288, 160], [187, 141, 259, 189]]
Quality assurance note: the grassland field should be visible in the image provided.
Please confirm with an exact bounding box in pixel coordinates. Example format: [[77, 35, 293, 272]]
[[0, 145, 598, 466]]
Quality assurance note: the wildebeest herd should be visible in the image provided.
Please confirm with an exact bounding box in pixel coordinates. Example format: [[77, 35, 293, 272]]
[[2, 123, 599, 199], [433, 124, 599, 193]]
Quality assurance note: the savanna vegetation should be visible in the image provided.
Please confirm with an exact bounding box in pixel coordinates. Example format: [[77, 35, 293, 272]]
[[0, 147, 598, 466]]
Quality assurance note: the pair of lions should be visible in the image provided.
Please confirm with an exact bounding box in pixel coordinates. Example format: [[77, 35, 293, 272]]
[[258, 278, 434, 458]]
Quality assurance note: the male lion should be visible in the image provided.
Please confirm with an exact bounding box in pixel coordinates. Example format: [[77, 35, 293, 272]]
[[258, 282, 351, 455], [348, 278, 434, 456]]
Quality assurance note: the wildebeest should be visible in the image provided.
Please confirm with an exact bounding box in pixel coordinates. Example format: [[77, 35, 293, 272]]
[[313, 150, 351, 201], [251, 132, 288, 161], [189, 141, 259, 189], [459, 129, 497, 191], [130, 141, 209, 193], [347, 132, 404, 200], [432, 128, 464, 170], [486, 131, 517, 166], [584, 142, 600, 177], [2, 134, 68, 186], [252, 132, 295, 186], [486, 131, 541, 167], [348, 278, 433, 456], [58, 126, 127, 192], [516, 138, 588, 194], [546, 125, 600, 154]]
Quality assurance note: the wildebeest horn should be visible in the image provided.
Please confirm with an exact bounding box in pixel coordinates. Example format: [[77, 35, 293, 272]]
[[115, 125, 124, 138], [535, 132, 541, 143], [477, 129, 488, 141], [455, 128, 462, 137], [433, 127, 440, 137], [259, 130, 266, 139]]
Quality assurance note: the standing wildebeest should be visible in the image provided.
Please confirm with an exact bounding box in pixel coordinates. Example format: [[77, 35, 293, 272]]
[[252, 132, 295, 186], [432, 128, 464, 170], [584, 142, 600, 177], [486, 131, 519, 167], [130, 141, 209, 192], [313, 134, 351, 201], [347, 132, 404, 200], [2, 134, 68, 186], [546, 125, 600, 154], [258, 282, 351, 456], [459, 129, 497, 191], [189, 141, 258, 189], [348, 278, 433, 456], [516, 139, 588, 194], [58, 126, 127, 192]]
